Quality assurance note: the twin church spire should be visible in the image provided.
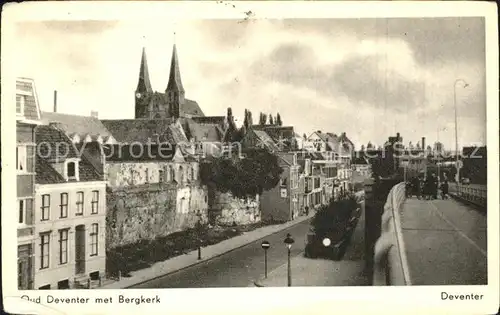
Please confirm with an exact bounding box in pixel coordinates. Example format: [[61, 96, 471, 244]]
[[134, 43, 185, 119]]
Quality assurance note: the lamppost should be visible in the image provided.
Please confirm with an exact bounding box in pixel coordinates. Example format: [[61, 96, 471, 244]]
[[261, 240, 270, 278], [454, 79, 469, 183], [284, 233, 294, 287], [195, 211, 203, 260]]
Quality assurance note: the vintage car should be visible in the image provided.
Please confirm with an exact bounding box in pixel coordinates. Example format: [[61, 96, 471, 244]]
[[304, 206, 361, 260]]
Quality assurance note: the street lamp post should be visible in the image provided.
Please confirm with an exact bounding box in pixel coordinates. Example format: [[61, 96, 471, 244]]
[[261, 241, 270, 278], [454, 79, 469, 183], [284, 233, 295, 287], [196, 211, 203, 260]]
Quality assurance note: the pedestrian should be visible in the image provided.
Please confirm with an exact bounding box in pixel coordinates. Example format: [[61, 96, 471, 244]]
[[305, 206, 309, 216], [423, 176, 430, 200], [432, 173, 438, 199], [441, 179, 449, 199]]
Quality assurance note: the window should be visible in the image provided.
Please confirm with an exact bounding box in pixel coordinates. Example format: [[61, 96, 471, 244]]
[[19, 199, 33, 225], [58, 279, 69, 289], [16, 146, 26, 172], [39, 284, 51, 290], [280, 178, 287, 187], [16, 95, 25, 115], [41, 195, 50, 221], [18, 200, 25, 224], [169, 166, 175, 182], [67, 162, 76, 178], [159, 170, 164, 183], [178, 166, 184, 183], [91, 191, 99, 214], [40, 233, 50, 269], [59, 229, 68, 265], [90, 224, 98, 256], [60, 193, 68, 218], [76, 192, 84, 215]]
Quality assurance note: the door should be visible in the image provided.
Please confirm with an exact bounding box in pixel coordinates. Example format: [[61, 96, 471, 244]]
[[75, 225, 86, 275], [17, 245, 32, 289]]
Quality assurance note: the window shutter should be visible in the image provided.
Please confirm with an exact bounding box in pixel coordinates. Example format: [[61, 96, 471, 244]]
[[25, 199, 33, 225]]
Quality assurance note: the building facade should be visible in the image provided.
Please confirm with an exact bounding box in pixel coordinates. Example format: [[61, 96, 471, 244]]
[[34, 125, 107, 289], [260, 153, 301, 222], [16, 77, 43, 290]]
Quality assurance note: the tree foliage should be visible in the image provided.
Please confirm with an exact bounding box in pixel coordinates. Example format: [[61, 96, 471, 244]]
[[259, 113, 267, 125], [276, 113, 283, 126], [269, 114, 274, 125], [200, 148, 284, 199], [311, 196, 358, 240]]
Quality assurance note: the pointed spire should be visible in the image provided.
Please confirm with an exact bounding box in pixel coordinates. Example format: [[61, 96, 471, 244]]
[[166, 44, 185, 94], [136, 47, 153, 93]]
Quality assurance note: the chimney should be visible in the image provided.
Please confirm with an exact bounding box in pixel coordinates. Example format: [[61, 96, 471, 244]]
[[421, 137, 426, 151], [53, 90, 57, 113], [91, 111, 98, 118], [317, 130, 322, 133]]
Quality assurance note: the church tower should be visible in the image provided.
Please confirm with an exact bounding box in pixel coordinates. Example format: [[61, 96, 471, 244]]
[[134, 48, 153, 118], [165, 44, 185, 119]]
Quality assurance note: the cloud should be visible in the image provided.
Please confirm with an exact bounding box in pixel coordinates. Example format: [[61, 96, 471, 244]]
[[12, 17, 487, 149]]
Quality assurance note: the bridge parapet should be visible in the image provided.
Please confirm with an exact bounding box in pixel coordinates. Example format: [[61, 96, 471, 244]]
[[449, 183, 487, 208], [372, 182, 411, 285]]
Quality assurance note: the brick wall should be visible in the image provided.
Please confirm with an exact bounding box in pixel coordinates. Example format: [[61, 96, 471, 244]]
[[210, 192, 260, 226], [106, 183, 208, 248]]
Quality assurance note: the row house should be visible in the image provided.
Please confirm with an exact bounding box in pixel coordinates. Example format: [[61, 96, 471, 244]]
[[16, 77, 43, 290], [298, 152, 326, 210], [260, 152, 301, 222], [34, 125, 107, 289]]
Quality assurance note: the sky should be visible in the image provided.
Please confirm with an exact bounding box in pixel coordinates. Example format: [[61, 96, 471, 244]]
[[14, 17, 486, 150]]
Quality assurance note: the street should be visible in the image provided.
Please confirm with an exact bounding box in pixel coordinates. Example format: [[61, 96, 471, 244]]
[[132, 218, 313, 288], [401, 197, 487, 285]]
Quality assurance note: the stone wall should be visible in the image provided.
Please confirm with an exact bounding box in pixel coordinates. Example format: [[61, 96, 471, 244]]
[[210, 192, 260, 226], [106, 183, 208, 249]]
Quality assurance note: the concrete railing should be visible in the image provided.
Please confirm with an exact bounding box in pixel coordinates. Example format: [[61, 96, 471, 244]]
[[372, 182, 411, 286]]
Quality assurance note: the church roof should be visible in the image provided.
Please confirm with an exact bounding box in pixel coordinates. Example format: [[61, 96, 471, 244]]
[[102, 118, 225, 145], [101, 119, 176, 144], [166, 44, 184, 93], [136, 47, 153, 93]]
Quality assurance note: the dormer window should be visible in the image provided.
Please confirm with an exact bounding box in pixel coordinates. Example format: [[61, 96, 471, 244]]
[[67, 162, 75, 177], [65, 159, 79, 181]]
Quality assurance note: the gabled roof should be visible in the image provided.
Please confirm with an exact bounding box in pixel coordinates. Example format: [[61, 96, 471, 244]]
[[35, 125, 80, 162], [41, 112, 113, 139], [277, 152, 296, 167], [16, 78, 42, 121], [35, 125, 104, 184], [35, 156, 66, 184], [252, 129, 279, 151], [186, 121, 223, 143]]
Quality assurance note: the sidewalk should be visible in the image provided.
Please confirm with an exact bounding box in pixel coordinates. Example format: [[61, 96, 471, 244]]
[[101, 213, 314, 289], [253, 203, 369, 287]]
